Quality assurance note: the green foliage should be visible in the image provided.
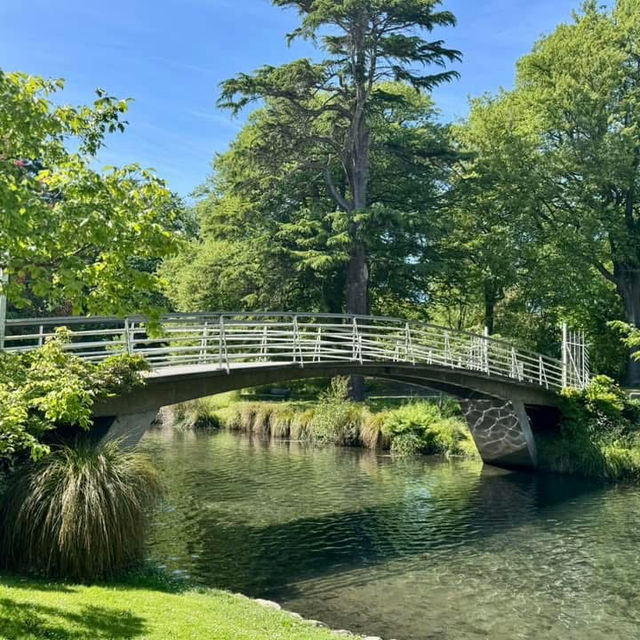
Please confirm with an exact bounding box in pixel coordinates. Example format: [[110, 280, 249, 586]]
[[380, 402, 472, 457], [0, 69, 183, 316], [538, 375, 640, 481], [0, 330, 147, 464], [437, 0, 640, 379], [216, 1, 460, 316], [309, 377, 360, 445], [164, 84, 454, 316], [175, 388, 477, 460], [0, 440, 162, 580]]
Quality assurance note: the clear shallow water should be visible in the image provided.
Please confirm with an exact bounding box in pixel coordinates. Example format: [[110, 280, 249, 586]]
[[141, 429, 640, 640]]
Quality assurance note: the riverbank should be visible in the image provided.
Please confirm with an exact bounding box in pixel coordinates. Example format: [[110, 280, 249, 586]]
[[0, 572, 366, 640], [164, 380, 479, 460], [165, 376, 640, 482]]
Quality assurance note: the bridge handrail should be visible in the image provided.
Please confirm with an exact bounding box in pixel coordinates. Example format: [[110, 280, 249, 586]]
[[2, 311, 568, 359], [1, 311, 590, 392]]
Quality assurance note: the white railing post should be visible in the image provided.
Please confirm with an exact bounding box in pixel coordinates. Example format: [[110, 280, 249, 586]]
[[562, 322, 568, 388], [124, 318, 133, 355], [405, 323, 415, 364], [483, 326, 489, 374], [259, 324, 268, 362], [219, 315, 229, 373], [352, 317, 363, 363], [313, 326, 322, 362], [293, 316, 303, 367], [444, 330, 452, 367], [199, 321, 209, 364]]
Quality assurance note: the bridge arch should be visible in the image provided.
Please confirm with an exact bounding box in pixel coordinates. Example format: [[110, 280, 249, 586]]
[[4, 312, 586, 470]]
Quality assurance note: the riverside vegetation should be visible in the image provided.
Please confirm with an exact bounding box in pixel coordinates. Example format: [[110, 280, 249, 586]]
[[169, 375, 640, 483], [0, 331, 159, 581], [168, 378, 479, 460]]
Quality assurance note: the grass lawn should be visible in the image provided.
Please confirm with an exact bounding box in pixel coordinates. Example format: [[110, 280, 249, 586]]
[[0, 574, 343, 640]]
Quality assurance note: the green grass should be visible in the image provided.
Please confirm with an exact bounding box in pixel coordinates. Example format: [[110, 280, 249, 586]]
[[0, 574, 342, 640]]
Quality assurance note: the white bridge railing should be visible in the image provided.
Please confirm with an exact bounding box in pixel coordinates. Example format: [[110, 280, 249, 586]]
[[1, 312, 590, 392]]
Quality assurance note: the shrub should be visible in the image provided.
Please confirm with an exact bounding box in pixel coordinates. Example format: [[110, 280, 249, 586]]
[[390, 432, 424, 456], [538, 375, 640, 480], [381, 402, 475, 457], [0, 329, 148, 465], [0, 441, 162, 580], [309, 378, 360, 445]]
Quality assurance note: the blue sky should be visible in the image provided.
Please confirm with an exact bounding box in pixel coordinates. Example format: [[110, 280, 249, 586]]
[[1, 0, 585, 197]]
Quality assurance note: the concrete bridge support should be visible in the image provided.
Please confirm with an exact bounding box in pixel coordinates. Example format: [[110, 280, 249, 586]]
[[460, 396, 538, 469]]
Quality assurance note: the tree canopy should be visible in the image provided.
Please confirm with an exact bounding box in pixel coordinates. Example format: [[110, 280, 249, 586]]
[[0, 70, 183, 317], [218, 0, 460, 318]]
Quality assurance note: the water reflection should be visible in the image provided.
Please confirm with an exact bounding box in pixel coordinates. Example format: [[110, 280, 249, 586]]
[[141, 429, 640, 640]]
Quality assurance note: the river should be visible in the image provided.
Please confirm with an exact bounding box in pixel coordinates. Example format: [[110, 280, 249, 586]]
[[140, 428, 640, 640]]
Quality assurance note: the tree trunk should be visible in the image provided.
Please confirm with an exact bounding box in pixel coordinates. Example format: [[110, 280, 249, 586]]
[[346, 243, 368, 400], [346, 243, 368, 316], [615, 269, 640, 386], [483, 281, 497, 335]]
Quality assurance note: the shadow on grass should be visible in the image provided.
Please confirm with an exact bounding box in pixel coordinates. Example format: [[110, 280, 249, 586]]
[[0, 564, 189, 597], [0, 577, 77, 593], [0, 598, 146, 639]]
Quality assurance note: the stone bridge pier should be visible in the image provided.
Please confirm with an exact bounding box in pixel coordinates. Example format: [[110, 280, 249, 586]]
[[459, 395, 539, 469]]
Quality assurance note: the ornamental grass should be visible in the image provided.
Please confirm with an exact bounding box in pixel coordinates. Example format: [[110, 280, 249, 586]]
[[1, 440, 162, 581]]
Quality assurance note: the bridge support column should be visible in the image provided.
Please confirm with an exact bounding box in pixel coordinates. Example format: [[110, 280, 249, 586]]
[[459, 396, 537, 469], [93, 411, 158, 450]]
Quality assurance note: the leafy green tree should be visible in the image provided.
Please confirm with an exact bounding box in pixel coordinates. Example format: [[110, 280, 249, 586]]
[[514, 0, 640, 382], [0, 70, 182, 316], [218, 0, 460, 318], [167, 84, 454, 324], [449, 1, 640, 381]]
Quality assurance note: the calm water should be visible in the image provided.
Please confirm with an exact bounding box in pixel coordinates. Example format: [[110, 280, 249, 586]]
[[140, 429, 640, 640]]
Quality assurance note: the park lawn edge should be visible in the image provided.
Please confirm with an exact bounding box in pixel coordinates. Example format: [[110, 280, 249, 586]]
[[0, 573, 353, 640]]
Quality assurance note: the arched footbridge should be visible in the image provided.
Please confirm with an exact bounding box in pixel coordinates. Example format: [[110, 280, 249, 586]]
[[2, 312, 590, 470]]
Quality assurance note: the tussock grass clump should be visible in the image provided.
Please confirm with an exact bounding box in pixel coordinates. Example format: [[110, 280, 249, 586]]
[[239, 403, 257, 431], [171, 398, 222, 431], [270, 405, 296, 439], [251, 403, 275, 434], [290, 408, 315, 440], [1, 441, 162, 581], [360, 411, 390, 449]]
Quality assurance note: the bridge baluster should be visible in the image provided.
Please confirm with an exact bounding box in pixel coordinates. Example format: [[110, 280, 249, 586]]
[[292, 316, 303, 367], [313, 326, 322, 363], [219, 315, 229, 373]]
